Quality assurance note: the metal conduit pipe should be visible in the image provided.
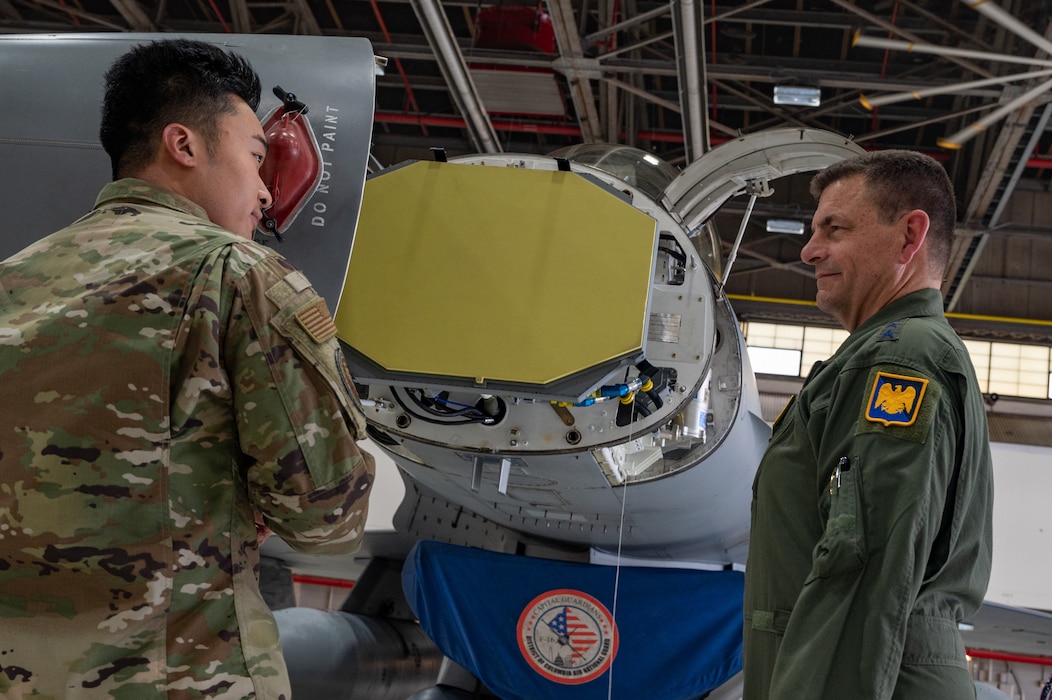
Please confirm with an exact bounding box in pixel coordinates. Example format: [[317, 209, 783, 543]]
[[408, 0, 502, 154], [672, 0, 708, 160], [965, 0, 1052, 58], [852, 34, 1052, 69], [276, 607, 445, 699], [938, 77, 1052, 149]]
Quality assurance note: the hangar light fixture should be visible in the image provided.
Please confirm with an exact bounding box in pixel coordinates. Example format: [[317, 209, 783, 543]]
[[766, 219, 806, 235], [773, 85, 821, 107]]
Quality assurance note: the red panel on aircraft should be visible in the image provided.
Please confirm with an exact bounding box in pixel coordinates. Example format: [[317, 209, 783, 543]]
[[258, 107, 322, 237]]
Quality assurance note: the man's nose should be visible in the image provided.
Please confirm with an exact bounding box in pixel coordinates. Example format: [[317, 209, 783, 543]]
[[259, 179, 273, 210], [800, 235, 821, 265]]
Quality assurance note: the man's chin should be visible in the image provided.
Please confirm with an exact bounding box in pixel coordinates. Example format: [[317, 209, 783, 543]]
[[813, 292, 838, 316]]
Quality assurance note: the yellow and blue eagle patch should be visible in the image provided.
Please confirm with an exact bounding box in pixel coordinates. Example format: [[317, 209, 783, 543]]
[[865, 371, 928, 426], [857, 366, 939, 442]]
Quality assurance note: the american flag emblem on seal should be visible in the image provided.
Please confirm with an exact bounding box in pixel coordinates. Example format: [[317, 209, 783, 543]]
[[517, 589, 618, 684]]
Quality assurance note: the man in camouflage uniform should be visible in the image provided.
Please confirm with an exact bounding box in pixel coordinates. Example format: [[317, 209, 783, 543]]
[[0, 39, 375, 698], [743, 150, 993, 699]]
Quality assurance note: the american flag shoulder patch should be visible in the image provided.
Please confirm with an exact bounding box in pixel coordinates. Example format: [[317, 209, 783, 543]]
[[295, 299, 337, 343]]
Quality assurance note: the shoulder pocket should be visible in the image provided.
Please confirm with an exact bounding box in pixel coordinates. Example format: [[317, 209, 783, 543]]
[[267, 274, 369, 440], [806, 455, 866, 583]]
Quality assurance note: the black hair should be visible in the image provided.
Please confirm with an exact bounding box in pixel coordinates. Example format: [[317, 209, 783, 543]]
[[99, 38, 262, 180], [809, 149, 957, 274]]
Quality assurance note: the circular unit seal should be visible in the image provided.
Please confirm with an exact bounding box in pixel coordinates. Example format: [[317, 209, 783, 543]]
[[516, 588, 618, 684]]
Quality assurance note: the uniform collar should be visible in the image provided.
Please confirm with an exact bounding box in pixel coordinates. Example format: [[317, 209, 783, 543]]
[[94, 178, 211, 223], [851, 288, 945, 338]]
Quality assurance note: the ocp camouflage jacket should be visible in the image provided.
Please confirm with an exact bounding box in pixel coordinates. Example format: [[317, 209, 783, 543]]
[[0, 179, 375, 698]]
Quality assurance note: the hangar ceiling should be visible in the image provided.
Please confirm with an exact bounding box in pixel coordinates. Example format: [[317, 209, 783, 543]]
[[3, 0, 1052, 342]]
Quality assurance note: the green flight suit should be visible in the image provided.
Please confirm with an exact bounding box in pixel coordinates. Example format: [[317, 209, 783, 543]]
[[743, 289, 993, 699]]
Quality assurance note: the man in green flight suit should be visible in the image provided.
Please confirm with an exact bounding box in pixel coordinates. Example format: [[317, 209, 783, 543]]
[[742, 150, 993, 699], [0, 39, 375, 697]]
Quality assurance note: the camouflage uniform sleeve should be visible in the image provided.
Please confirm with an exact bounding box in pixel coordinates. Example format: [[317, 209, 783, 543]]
[[225, 249, 375, 554]]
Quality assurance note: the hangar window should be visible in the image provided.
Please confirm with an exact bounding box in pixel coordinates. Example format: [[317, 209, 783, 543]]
[[748, 346, 802, 376], [962, 340, 1052, 399], [747, 324, 1052, 401], [963, 340, 990, 392], [974, 342, 1051, 400], [743, 322, 848, 378], [744, 323, 805, 376], [800, 327, 849, 371]]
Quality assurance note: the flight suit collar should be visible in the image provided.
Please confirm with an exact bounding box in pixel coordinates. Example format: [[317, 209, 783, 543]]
[[806, 289, 944, 390], [851, 288, 944, 340]]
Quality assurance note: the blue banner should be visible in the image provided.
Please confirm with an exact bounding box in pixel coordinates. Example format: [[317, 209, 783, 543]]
[[403, 540, 743, 700]]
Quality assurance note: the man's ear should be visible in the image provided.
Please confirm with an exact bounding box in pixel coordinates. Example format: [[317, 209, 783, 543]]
[[161, 123, 199, 167], [899, 209, 929, 265]]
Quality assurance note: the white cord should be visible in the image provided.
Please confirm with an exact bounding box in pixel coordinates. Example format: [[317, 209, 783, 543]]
[[607, 438, 632, 699]]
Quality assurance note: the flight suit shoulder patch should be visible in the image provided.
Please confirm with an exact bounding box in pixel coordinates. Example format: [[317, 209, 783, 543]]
[[857, 366, 940, 442], [295, 298, 338, 343]]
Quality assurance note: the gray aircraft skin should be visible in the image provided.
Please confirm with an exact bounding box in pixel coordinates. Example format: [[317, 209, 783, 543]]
[[2, 32, 1046, 700], [1, 32, 375, 307]]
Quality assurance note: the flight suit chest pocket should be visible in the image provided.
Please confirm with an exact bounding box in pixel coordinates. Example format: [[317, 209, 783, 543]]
[[806, 456, 866, 582]]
